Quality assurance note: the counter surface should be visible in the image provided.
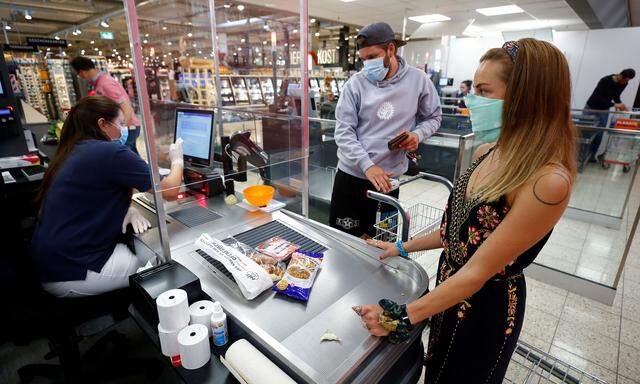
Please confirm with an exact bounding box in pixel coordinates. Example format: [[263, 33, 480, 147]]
[[134, 194, 429, 383]]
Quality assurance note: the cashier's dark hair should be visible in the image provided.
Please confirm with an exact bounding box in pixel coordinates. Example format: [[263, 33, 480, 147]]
[[37, 96, 120, 205]]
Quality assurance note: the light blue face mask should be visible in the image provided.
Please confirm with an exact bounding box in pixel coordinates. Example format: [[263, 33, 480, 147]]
[[363, 57, 389, 82], [464, 93, 503, 144], [111, 124, 128, 145]]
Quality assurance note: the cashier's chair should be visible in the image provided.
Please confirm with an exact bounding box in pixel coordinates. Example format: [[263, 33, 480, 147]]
[[7, 263, 164, 383]]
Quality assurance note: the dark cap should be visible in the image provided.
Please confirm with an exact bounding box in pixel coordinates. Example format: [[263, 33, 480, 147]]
[[620, 68, 636, 79], [356, 22, 406, 49]]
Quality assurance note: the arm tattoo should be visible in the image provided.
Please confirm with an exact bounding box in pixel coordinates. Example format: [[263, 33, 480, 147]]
[[532, 172, 571, 206]]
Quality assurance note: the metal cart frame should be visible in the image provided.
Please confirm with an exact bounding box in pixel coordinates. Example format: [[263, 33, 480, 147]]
[[366, 172, 609, 384]]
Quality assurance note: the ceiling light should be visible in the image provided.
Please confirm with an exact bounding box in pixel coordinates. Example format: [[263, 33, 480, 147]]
[[187, 32, 193, 37], [408, 14, 451, 23], [54, 36, 60, 40], [24, 11, 32, 20], [46, 47, 50, 52], [4, 24, 11, 31], [476, 5, 524, 16], [314, 32, 320, 37], [237, 4, 245, 11], [145, 33, 149, 37], [198, 50, 202, 54], [98, 50, 102, 55], [262, 40, 267, 45], [162, 25, 167, 30], [167, 41, 172, 45], [224, 4, 231, 8], [192, 43, 197, 47], [240, 38, 245, 43], [310, 18, 316, 23], [340, 0, 358, 2], [74, 28, 82, 35], [292, 29, 298, 33], [91, 40, 95, 44], [94, 47, 99, 51], [143, 39, 148, 44], [100, 19, 110, 28], [68, 43, 72, 47], [81, 49, 85, 54]]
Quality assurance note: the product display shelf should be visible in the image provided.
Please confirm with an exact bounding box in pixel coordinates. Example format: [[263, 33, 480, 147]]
[[46, 58, 78, 118], [182, 67, 216, 106], [14, 58, 53, 120]]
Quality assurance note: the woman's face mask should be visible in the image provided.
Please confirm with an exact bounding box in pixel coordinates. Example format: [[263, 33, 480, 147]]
[[464, 93, 503, 144]]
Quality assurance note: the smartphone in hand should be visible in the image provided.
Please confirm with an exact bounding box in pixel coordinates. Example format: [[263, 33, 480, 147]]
[[388, 132, 409, 151]]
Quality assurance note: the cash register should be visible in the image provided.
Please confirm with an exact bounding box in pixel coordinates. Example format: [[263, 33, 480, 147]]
[[174, 108, 224, 197]]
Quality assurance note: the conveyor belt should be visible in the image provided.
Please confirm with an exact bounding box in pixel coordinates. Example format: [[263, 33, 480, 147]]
[[194, 220, 326, 286], [230, 220, 327, 253], [169, 205, 222, 228]]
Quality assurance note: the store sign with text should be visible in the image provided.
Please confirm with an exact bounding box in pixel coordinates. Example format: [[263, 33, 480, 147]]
[[26, 37, 68, 48], [317, 49, 339, 65], [3, 44, 38, 52]]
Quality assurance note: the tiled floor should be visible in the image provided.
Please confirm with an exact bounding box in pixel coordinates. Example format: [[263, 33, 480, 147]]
[[401, 174, 640, 384]]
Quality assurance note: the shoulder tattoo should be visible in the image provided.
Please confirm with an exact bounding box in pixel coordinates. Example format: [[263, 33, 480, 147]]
[[532, 172, 571, 206]]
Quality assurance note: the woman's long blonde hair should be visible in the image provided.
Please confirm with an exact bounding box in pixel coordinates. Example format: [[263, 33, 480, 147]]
[[477, 38, 577, 202]]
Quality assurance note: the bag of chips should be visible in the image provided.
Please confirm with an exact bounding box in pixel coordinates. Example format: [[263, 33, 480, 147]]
[[274, 250, 324, 301]]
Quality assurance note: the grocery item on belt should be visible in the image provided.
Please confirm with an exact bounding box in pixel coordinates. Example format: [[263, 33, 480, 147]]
[[256, 236, 299, 262], [226, 238, 285, 282], [274, 250, 324, 301], [196, 234, 272, 300]]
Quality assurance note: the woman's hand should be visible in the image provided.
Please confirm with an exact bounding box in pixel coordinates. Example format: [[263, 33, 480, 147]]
[[359, 304, 389, 337], [366, 239, 400, 260]]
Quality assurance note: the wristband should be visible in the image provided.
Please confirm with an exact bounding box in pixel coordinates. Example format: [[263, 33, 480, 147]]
[[395, 240, 409, 258]]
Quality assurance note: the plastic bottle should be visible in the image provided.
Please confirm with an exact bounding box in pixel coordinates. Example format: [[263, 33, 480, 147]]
[[210, 302, 228, 347]]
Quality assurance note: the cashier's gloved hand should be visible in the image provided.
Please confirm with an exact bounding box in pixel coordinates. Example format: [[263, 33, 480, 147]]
[[169, 138, 184, 167], [365, 239, 400, 260], [359, 305, 389, 337], [122, 206, 151, 234]]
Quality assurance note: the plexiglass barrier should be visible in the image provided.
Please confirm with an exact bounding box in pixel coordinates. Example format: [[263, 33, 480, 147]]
[[123, 0, 308, 261]]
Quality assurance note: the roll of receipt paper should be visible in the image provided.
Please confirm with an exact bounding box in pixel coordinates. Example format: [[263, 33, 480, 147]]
[[225, 339, 296, 384], [156, 289, 190, 332]]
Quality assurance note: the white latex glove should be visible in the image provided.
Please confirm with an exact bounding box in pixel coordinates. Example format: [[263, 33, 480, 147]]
[[122, 206, 151, 234], [169, 138, 184, 167]]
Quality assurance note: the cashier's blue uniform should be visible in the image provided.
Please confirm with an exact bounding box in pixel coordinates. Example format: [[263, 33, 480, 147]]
[[31, 140, 152, 283]]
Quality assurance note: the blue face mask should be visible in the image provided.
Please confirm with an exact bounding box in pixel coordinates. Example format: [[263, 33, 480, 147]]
[[363, 57, 389, 82], [464, 93, 503, 144], [111, 124, 128, 145]]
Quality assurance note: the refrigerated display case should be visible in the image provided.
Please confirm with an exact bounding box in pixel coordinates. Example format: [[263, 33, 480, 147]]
[[46, 58, 78, 118], [246, 77, 265, 104], [260, 77, 275, 104], [230, 77, 250, 104], [336, 78, 345, 94], [219, 77, 235, 106]]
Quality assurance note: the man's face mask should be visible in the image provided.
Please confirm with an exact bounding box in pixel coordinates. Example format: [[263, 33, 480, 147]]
[[363, 46, 392, 82]]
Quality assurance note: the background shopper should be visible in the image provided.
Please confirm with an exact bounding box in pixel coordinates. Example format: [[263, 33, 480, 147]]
[[584, 68, 636, 161], [456, 79, 472, 109], [360, 38, 576, 383], [71, 56, 142, 155], [31, 96, 183, 298], [330, 21, 441, 238]]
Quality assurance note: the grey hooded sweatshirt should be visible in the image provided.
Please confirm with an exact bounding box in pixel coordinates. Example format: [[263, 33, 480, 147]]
[[334, 56, 441, 179]]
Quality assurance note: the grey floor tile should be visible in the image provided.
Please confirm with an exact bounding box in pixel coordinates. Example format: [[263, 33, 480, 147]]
[[526, 284, 567, 317], [522, 307, 560, 344], [560, 301, 621, 341], [618, 343, 640, 380], [547, 346, 617, 384], [618, 374, 640, 384], [622, 296, 640, 321], [552, 321, 619, 371], [620, 318, 640, 349]]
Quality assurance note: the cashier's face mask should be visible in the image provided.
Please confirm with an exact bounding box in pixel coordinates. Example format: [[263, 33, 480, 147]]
[[464, 93, 503, 144], [105, 121, 128, 145]]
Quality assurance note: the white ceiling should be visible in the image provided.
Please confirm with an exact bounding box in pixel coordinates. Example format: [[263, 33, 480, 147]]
[[248, 0, 587, 35]]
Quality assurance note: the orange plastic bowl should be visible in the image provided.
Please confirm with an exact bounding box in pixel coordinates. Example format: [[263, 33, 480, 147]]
[[244, 185, 275, 207]]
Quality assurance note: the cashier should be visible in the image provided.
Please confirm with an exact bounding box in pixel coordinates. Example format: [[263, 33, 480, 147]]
[[330, 21, 441, 238], [31, 96, 184, 298], [360, 39, 575, 383]]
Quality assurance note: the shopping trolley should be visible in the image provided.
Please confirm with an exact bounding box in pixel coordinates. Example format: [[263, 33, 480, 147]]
[[367, 174, 609, 384], [600, 119, 640, 173]]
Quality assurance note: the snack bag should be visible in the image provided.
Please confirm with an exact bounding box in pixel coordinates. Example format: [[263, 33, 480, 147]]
[[274, 250, 324, 301], [257, 236, 299, 262]]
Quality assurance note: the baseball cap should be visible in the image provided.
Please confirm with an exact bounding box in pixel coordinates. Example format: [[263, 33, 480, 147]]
[[356, 22, 406, 49]]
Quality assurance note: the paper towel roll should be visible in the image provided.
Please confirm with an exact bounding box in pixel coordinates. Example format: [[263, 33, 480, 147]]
[[178, 324, 211, 370], [225, 339, 296, 384], [156, 289, 190, 332], [158, 323, 183, 357], [189, 300, 216, 336]]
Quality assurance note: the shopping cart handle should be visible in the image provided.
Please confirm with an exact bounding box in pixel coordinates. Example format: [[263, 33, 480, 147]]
[[366, 190, 411, 242], [400, 172, 454, 192]]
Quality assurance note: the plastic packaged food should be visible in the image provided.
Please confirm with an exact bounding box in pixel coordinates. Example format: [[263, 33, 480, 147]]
[[256, 236, 299, 262], [274, 250, 324, 301], [227, 238, 285, 282]]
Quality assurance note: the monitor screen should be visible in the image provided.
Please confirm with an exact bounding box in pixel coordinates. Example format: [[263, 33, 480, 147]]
[[439, 77, 449, 86], [174, 109, 215, 166]]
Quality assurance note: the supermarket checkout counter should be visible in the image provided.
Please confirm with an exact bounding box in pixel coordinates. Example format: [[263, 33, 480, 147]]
[[130, 191, 428, 384]]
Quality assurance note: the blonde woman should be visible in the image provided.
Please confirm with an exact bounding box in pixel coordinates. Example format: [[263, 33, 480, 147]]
[[360, 38, 576, 383]]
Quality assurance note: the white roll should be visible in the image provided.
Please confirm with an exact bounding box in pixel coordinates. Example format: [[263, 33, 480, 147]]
[[225, 339, 296, 384], [178, 324, 211, 370], [189, 300, 216, 336], [156, 289, 190, 332], [158, 323, 183, 357]]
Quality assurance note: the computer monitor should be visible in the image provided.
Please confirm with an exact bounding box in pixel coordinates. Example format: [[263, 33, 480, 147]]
[[174, 108, 215, 167], [439, 77, 449, 86]]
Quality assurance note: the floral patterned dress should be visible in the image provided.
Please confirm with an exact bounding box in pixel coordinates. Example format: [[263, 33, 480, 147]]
[[425, 149, 551, 384]]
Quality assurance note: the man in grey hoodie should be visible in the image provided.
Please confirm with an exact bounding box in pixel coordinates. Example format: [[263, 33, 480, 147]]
[[329, 22, 441, 238]]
